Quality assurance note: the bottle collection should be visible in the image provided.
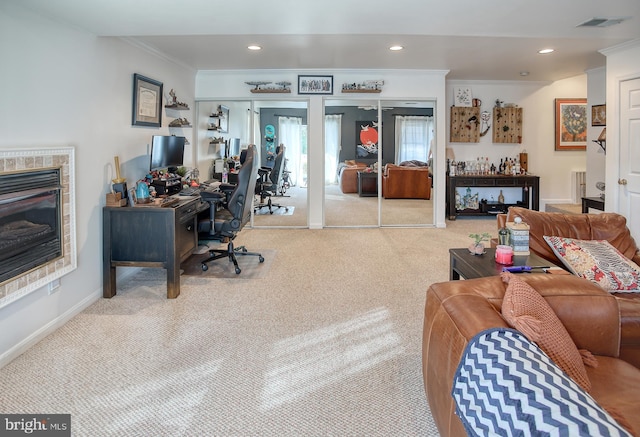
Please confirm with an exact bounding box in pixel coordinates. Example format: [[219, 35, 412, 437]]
[[448, 156, 523, 176]]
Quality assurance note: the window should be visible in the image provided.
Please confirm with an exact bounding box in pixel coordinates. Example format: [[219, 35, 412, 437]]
[[394, 116, 434, 164]]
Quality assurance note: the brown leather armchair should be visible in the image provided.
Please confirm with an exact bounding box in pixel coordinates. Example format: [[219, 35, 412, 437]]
[[494, 207, 640, 369], [381, 164, 431, 199], [423, 274, 640, 436], [338, 161, 367, 193]]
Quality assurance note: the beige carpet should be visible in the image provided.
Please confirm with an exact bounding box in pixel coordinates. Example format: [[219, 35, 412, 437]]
[[253, 185, 435, 228], [0, 220, 496, 436], [182, 248, 275, 278]]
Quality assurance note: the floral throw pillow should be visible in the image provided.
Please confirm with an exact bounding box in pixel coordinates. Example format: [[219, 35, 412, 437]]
[[544, 236, 640, 292]]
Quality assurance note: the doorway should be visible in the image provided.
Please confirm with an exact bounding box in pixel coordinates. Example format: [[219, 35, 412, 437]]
[[252, 100, 309, 228], [324, 99, 435, 227]]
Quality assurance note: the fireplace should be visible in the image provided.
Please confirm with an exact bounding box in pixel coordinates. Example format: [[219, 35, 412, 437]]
[[0, 169, 63, 284], [0, 148, 77, 308]]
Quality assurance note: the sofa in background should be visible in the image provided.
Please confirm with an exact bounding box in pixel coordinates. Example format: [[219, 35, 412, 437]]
[[496, 206, 640, 368], [337, 161, 368, 194], [382, 164, 431, 199], [423, 274, 640, 436]]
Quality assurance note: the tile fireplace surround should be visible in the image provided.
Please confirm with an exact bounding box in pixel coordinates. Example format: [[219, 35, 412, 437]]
[[0, 147, 77, 308]]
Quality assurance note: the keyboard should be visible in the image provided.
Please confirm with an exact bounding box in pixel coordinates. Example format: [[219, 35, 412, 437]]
[[200, 181, 222, 190], [179, 187, 200, 196]]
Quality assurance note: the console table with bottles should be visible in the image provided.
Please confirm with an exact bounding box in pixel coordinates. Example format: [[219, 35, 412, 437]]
[[446, 174, 540, 220]]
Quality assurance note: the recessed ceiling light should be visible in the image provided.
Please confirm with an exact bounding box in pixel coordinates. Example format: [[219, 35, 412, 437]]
[[520, 71, 530, 76], [538, 48, 554, 54], [248, 45, 262, 51], [389, 45, 404, 51]]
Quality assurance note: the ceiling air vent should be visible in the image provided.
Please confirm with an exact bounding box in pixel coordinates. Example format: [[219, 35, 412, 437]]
[[577, 17, 629, 27]]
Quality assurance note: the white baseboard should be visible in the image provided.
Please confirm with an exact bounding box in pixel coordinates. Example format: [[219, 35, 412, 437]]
[[0, 268, 140, 369], [0, 289, 101, 369]]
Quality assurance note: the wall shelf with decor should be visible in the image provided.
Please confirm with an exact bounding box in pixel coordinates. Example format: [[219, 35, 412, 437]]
[[245, 81, 291, 93], [450, 106, 480, 143], [249, 89, 291, 94], [341, 89, 382, 94], [593, 127, 606, 154], [493, 107, 523, 143]]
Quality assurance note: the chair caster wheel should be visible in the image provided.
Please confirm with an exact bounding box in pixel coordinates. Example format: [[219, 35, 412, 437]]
[[201, 264, 208, 271], [259, 256, 265, 263], [235, 267, 241, 274]]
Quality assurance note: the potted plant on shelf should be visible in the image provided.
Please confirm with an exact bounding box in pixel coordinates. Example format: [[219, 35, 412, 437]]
[[468, 232, 491, 255]]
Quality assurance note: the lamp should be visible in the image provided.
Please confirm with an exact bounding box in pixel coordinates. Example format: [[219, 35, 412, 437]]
[[445, 148, 456, 162], [446, 147, 457, 176]]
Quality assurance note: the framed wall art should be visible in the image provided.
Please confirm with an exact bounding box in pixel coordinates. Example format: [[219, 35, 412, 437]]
[[298, 75, 333, 95], [591, 104, 606, 126], [132, 73, 163, 127], [356, 121, 379, 159], [217, 105, 229, 133], [555, 98, 587, 151]]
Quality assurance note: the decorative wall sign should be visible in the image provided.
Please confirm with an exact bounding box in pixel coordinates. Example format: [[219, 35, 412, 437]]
[[132, 73, 163, 127], [591, 104, 606, 126], [492, 107, 523, 144], [298, 75, 333, 95], [555, 98, 587, 151], [450, 107, 480, 142], [454, 87, 472, 107]]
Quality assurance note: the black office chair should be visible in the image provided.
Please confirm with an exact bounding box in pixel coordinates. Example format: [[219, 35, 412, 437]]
[[198, 144, 264, 274], [255, 146, 289, 214]]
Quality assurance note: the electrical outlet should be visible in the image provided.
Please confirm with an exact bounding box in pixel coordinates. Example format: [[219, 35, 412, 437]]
[[48, 278, 61, 295]]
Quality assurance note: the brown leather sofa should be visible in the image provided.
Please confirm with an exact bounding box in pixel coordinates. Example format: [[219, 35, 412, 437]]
[[423, 274, 640, 437], [381, 164, 431, 199], [338, 161, 368, 194], [496, 207, 640, 368]]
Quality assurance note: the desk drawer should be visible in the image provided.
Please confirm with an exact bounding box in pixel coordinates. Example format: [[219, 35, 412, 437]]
[[474, 179, 495, 186], [175, 201, 199, 223], [455, 178, 475, 185]]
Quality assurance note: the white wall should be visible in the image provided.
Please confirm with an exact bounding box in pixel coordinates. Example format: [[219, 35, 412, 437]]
[[0, 3, 195, 365], [586, 67, 607, 198], [602, 40, 640, 214], [446, 76, 587, 209]]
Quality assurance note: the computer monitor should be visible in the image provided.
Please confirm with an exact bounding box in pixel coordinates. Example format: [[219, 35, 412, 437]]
[[149, 135, 185, 173], [226, 138, 240, 158]]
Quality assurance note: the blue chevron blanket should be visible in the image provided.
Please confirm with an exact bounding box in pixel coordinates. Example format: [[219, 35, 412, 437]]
[[452, 328, 631, 437]]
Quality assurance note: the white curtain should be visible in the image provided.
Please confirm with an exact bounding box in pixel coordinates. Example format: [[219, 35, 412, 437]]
[[395, 116, 434, 164], [278, 116, 303, 186], [324, 114, 342, 184]]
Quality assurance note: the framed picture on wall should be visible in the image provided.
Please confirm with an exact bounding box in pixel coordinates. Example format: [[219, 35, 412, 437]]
[[591, 104, 606, 126], [298, 75, 333, 95], [132, 73, 163, 127], [356, 121, 379, 159], [218, 105, 229, 133], [555, 98, 587, 151]]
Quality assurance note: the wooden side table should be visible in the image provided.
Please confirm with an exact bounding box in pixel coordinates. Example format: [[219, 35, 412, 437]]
[[357, 171, 378, 197], [581, 196, 604, 213], [449, 247, 554, 280]]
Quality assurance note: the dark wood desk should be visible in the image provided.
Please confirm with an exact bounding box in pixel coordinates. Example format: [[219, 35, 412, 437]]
[[357, 171, 378, 197], [449, 247, 553, 280], [581, 196, 605, 213], [103, 197, 208, 299]]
